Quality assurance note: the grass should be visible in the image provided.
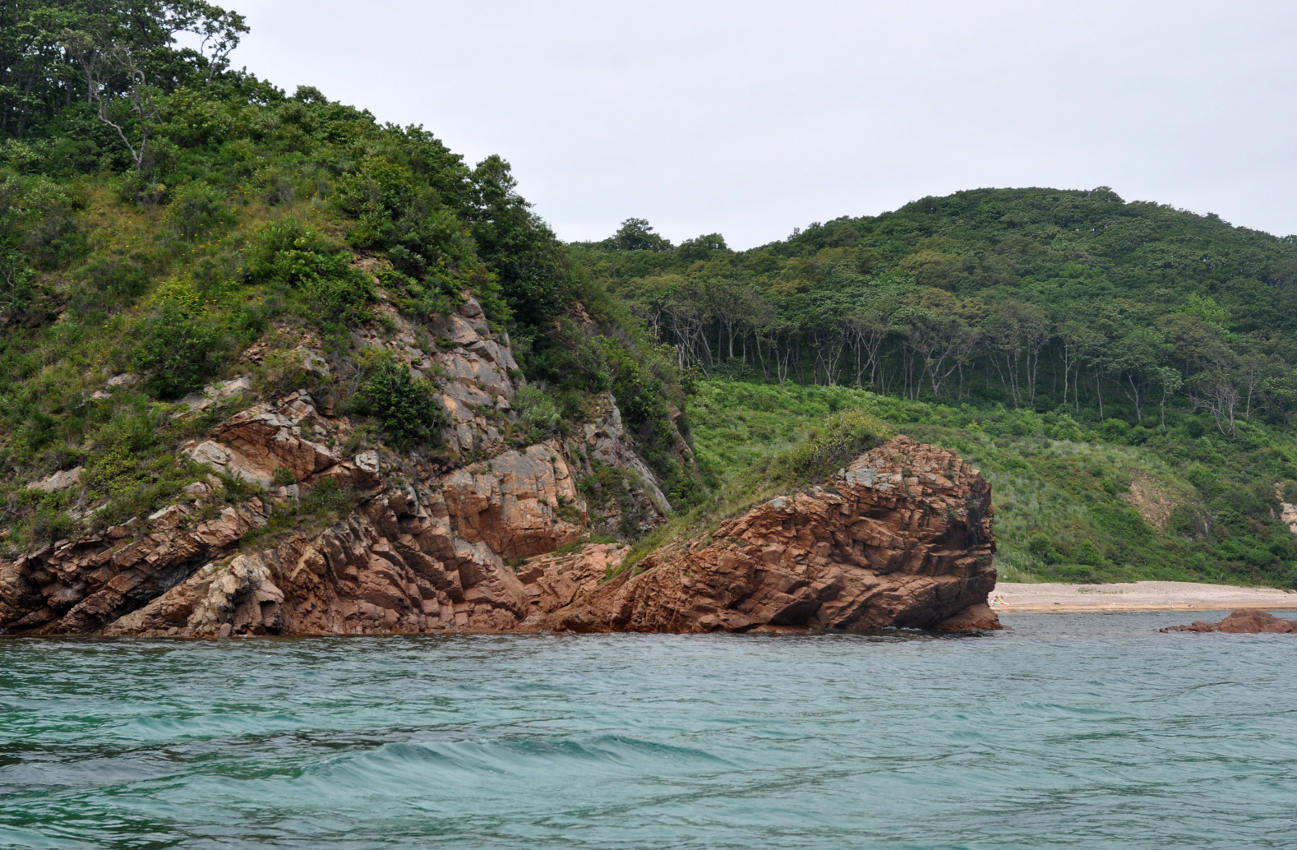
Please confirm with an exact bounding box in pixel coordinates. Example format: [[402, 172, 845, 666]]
[[615, 406, 889, 576], [686, 379, 1297, 588]]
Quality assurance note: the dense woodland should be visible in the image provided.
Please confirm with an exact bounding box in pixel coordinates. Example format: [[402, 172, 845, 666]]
[[571, 198, 1297, 587], [4, 2, 1297, 586]]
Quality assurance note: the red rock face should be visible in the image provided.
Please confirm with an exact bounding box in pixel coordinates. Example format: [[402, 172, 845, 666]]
[[1163, 609, 1297, 633], [544, 436, 999, 634]]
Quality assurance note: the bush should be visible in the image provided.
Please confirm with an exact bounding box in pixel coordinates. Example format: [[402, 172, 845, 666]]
[[133, 304, 222, 399], [164, 181, 232, 241], [513, 383, 561, 443], [19, 178, 86, 270], [245, 218, 373, 323], [1027, 532, 1061, 565], [772, 409, 891, 484], [354, 359, 447, 448]]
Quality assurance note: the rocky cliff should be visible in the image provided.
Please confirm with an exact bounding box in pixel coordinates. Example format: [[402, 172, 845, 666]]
[[1, 295, 997, 637]]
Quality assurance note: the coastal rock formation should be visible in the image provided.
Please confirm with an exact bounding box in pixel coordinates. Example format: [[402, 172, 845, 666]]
[[544, 436, 998, 633], [1163, 609, 1297, 633], [1, 289, 997, 637], [1, 429, 997, 636], [0, 294, 667, 637]]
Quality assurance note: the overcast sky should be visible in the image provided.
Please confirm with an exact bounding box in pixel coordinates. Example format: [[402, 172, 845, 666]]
[[220, 0, 1297, 249]]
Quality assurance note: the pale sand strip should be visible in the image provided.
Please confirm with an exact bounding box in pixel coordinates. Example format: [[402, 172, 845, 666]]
[[991, 581, 1297, 613]]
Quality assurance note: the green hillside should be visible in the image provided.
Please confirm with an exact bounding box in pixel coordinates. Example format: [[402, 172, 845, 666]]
[[575, 193, 1297, 588]]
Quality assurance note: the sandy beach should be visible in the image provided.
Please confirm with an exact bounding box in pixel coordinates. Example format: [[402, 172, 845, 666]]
[[991, 581, 1297, 613]]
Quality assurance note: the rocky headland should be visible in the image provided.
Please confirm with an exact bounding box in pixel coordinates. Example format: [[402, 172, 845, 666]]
[[1, 296, 998, 638]]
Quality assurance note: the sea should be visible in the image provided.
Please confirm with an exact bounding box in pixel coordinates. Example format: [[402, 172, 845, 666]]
[[2, 611, 1294, 849]]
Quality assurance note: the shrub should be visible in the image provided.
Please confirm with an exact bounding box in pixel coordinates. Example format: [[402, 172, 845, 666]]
[[164, 181, 232, 241], [1027, 532, 1061, 565], [19, 178, 86, 270], [771, 409, 891, 484], [245, 217, 373, 323], [353, 359, 447, 448], [133, 303, 222, 399], [513, 383, 561, 443]]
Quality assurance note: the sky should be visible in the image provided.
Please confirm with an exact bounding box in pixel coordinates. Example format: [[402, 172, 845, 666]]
[[218, 0, 1297, 249]]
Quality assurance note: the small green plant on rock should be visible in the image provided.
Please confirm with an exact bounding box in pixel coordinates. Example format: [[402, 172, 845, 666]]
[[353, 357, 448, 449]]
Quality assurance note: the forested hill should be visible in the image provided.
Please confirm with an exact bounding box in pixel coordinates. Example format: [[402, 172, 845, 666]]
[[575, 191, 1297, 588], [575, 188, 1297, 433]]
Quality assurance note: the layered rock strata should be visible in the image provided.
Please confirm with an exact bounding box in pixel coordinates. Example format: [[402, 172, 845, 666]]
[[1, 295, 665, 636]]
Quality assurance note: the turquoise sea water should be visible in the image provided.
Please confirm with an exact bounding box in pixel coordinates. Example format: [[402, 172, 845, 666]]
[[2, 612, 1295, 849]]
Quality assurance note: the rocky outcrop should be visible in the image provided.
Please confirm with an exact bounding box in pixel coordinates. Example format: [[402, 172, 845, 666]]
[[0, 498, 271, 634], [544, 436, 998, 633], [1, 295, 672, 637], [1, 288, 997, 637], [1163, 609, 1297, 633], [3, 427, 997, 636]]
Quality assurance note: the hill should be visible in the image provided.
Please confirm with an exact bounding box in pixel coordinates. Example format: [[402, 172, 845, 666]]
[[574, 190, 1297, 588], [0, 0, 702, 634]]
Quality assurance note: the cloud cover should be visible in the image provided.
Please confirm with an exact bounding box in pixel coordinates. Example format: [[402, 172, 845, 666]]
[[223, 0, 1297, 248]]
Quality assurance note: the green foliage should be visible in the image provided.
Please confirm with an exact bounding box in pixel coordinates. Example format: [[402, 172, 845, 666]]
[[512, 383, 562, 443], [578, 461, 657, 540], [244, 217, 373, 324], [132, 302, 222, 399], [0, 1, 698, 568], [353, 358, 447, 449], [16, 177, 86, 270], [607, 218, 673, 252], [770, 409, 890, 485], [687, 378, 1297, 588], [163, 180, 232, 240], [239, 477, 359, 550], [578, 186, 1297, 435]]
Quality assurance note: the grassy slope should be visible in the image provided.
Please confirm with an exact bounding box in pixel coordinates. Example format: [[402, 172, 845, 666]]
[[688, 379, 1297, 588]]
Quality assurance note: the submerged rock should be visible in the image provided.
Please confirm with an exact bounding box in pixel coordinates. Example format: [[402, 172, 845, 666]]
[[1162, 609, 1297, 633]]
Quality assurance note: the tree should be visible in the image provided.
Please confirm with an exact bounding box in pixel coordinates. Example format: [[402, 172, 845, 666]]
[[470, 154, 568, 325], [1105, 325, 1166, 425], [982, 301, 1050, 407], [676, 233, 728, 263], [1, 1, 246, 145], [611, 218, 672, 252]]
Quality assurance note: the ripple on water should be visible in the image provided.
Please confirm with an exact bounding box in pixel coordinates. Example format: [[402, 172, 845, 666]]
[[2, 613, 1297, 848]]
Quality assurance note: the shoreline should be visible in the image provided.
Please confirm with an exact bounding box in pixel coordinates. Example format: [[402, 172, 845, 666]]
[[991, 580, 1297, 613]]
